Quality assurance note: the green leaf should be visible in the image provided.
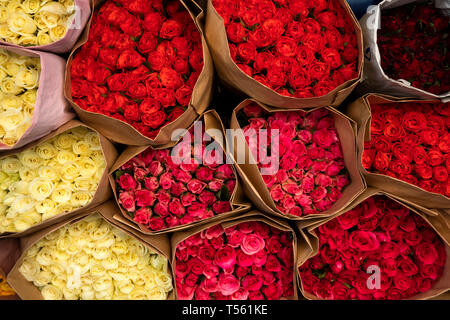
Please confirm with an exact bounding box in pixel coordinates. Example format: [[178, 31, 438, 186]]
[[114, 170, 126, 180], [343, 282, 352, 289], [312, 268, 327, 279], [218, 184, 231, 201]]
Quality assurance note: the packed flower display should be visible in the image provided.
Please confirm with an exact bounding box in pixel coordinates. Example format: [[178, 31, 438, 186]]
[[0, 0, 449, 302], [18, 214, 173, 300], [0, 126, 106, 233], [238, 102, 350, 216], [0, 0, 76, 46], [71, 0, 205, 139], [299, 196, 447, 300], [175, 221, 295, 300], [378, 1, 449, 95], [212, 0, 359, 97], [362, 101, 450, 197], [0, 48, 40, 146], [114, 127, 236, 232]]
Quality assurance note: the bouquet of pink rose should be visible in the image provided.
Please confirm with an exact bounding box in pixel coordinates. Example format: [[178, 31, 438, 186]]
[[299, 193, 449, 300], [231, 100, 364, 219], [112, 111, 249, 234], [173, 214, 297, 300]]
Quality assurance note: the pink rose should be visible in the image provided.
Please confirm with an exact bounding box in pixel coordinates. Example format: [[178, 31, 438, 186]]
[[228, 230, 245, 248], [187, 179, 207, 194], [310, 186, 327, 201], [144, 176, 159, 191], [205, 225, 224, 239], [208, 179, 224, 192], [135, 189, 156, 207], [133, 167, 148, 182], [187, 202, 207, 218], [168, 198, 185, 217], [154, 203, 169, 217], [236, 249, 254, 267], [241, 233, 265, 255], [172, 168, 192, 183], [181, 193, 196, 207], [214, 245, 236, 270], [156, 190, 170, 205], [270, 185, 285, 202], [203, 264, 220, 279], [336, 175, 350, 188], [159, 172, 174, 190], [149, 161, 163, 176], [215, 164, 235, 179], [242, 275, 263, 291], [315, 174, 333, 187], [118, 173, 138, 190], [218, 274, 240, 296], [134, 207, 152, 225], [200, 277, 219, 293], [198, 190, 216, 206], [148, 217, 165, 231], [119, 191, 135, 212], [212, 201, 232, 214], [196, 167, 214, 181]]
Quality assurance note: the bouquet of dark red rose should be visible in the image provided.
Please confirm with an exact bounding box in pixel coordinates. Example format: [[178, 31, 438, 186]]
[[206, 0, 362, 108], [378, 1, 449, 95], [230, 100, 364, 219], [299, 195, 448, 300], [68, 0, 212, 145], [362, 101, 449, 198], [173, 216, 296, 300]]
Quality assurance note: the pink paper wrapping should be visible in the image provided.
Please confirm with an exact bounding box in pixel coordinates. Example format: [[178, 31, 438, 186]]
[[0, 0, 91, 54], [0, 46, 75, 151]]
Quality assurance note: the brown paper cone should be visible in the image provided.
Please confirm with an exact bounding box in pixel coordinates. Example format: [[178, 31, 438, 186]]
[[229, 99, 366, 222], [296, 187, 450, 300], [7, 201, 174, 300], [345, 94, 450, 210], [204, 0, 363, 109], [0, 120, 118, 239], [170, 210, 299, 300], [64, 0, 214, 146]]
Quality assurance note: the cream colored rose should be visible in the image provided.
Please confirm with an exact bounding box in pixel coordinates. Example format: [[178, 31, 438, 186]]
[[92, 247, 110, 260], [18, 150, 42, 169], [78, 157, 97, 178], [155, 272, 173, 292], [0, 25, 16, 41], [70, 126, 90, 138], [93, 275, 113, 292], [22, 0, 41, 14], [51, 184, 71, 204], [49, 24, 66, 42], [143, 274, 157, 291], [10, 195, 35, 213], [18, 258, 40, 282], [1, 157, 21, 173], [28, 177, 54, 201], [117, 280, 134, 295], [0, 7, 8, 24], [21, 88, 37, 105], [1, 94, 23, 110], [70, 191, 92, 207], [89, 222, 109, 241], [150, 255, 168, 271], [62, 288, 79, 300], [8, 12, 36, 33], [128, 287, 147, 300], [38, 166, 59, 181], [41, 284, 63, 300], [101, 254, 118, 270], [72, 140, 91, 156], [17, 35, 38, 46], [90, 263, 106, 278], [35, 142, 57, 160], [0, 109, 23, 131], [147, 287, 168, 300], [80, 288, 95, 300], [37, 30, 51, 45], [9, 180, 29, 194], [55, 149, 76, 165], [60, 162, 80, 181], [13, 216, 34, 232], [35, 247, 54, 266], [35, 198, 57, 215], [118, 251, 139, 267], [33, 270, 53, 287], [53, 132, 76, 150], [111, 241, 129, 255], [14, 65, 40, 90], [73, 177, 95, 192]]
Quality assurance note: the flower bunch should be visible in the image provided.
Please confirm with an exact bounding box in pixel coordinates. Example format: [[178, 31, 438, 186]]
[[0, 49, 40, 146], [0, 126, 106, 233], [175, 221, 294, 300], [362, 102, 450, 197], [115, 129, 236, 232], [71, 0, 204, 139], [0, 0, 76, 46], [0, 274, 15, 296], [299, 196, 447, 300], [238, 103, 350, 217], [18, 214, 173, 300], [378, 1, 449, 95], [212, 0, 359, 97]]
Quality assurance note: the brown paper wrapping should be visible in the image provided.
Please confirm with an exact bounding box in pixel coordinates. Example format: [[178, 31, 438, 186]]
[[229, 99, 366, 222], [170, 210, 299, 300], [64, 0, 214, 146], [345, 94, 450, 210], [6, 201, 174, 300], [296, 187, 450, 300], [204, 0, 363, 109], [109, 110, 252, 235], [0, 239, 20, 300], [0, 120, 118, 239]]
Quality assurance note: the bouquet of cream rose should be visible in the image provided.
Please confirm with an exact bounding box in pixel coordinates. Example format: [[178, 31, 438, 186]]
[[18, 213, 173, 300], [0, 126, 106, 233], [0, 48, 40, 146], [0, 0, 77, 46]]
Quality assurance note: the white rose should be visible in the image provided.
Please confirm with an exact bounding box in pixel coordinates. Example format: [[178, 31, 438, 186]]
[[0, 109, 23, 131], [8, 12, 37, 34], [1, 157, 21, 174], [55, 150, 77, 165], [70, 191, 92, 207], [18, 150, 42, 169], [41, 284, 63, 300], [18, 258, 40, 282], [51, 184, 71, 204], [28, 177, 54, 201], [60, 162, 80, 181]]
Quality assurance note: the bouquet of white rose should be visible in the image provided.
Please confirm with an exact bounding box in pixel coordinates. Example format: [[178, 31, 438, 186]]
[[0, 0, 91, 53], [0, 46, 74, 150], [0, 120, 118, 237]]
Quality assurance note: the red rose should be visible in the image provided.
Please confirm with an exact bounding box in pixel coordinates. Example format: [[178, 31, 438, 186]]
[[116, 49, 146, 69], [142, 110, 166, 129], [349, 231, 380, 252]]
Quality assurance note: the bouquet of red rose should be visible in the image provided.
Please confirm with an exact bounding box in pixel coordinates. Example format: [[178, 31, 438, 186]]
[[363, 101, 449, 198], [230, 100, 364, 219], [205, 0, 362, 108], [361, 0, 449, 100], [299, 194, 449, 300], [67, 0, 213, 146], [172, 214, 297, 300], [111, 111, 249, 234]]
